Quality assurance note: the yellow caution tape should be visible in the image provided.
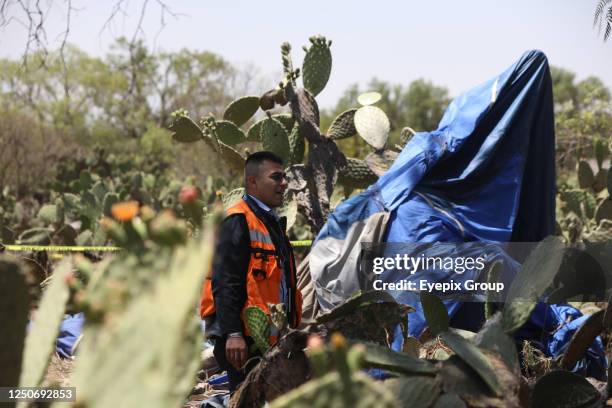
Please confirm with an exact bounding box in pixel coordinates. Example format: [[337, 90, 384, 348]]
[[1, 240, 312, 253]]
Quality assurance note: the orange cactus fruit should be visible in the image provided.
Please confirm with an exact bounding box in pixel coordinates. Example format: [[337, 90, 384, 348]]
[[111, 201, 139, 222]]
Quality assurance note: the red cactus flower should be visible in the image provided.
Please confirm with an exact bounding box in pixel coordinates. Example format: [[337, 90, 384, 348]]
[[179, 186, 199, 205]]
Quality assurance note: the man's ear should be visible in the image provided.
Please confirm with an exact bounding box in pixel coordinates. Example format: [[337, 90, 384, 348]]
[[246, 174, 257, 189]]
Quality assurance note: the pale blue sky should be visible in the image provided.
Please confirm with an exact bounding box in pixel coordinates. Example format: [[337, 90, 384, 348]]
[[1, 0, 611, 109]]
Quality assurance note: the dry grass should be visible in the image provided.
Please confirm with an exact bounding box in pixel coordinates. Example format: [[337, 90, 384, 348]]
[[43, 354, 74, 388]]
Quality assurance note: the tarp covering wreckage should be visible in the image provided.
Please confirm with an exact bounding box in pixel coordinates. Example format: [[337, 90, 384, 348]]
[[310, 50, 607, 378]]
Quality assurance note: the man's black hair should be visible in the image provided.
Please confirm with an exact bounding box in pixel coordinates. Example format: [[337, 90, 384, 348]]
[[244, 151, 284, 185]]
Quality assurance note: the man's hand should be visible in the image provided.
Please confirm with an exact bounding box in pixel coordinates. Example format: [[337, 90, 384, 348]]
[[226, 335, 247, 370]]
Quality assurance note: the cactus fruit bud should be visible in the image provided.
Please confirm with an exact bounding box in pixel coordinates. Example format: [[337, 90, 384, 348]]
[[140, 205, 155, 222], [111, 201, 139, 222], [273, 89, 288, 106], [307, 334, 324, 350], [260, 90, 276, 111], [179, 186, 199, 205], [331, 332, 347, 349]]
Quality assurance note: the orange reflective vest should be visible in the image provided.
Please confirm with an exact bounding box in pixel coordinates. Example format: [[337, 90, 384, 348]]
[[200, 198, 302, 338]]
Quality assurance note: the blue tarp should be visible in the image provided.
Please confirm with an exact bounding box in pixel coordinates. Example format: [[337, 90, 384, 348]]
[[310, 50, 606, 378]]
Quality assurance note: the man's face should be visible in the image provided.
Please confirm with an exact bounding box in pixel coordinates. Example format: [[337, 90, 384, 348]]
[[247, 160, 288, 208]]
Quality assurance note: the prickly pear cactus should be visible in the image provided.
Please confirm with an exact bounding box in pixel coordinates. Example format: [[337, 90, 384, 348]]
[[244, 306, 271, 354], [302, 35, 332, 97], [70, 229, 216, 408], [223, 96, 260, 127], [261, 116, 291, 163], [270, 335, 394, 408], [338, 158, 379, 189]]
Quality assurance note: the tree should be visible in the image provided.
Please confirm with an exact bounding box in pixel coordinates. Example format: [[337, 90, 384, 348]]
[[594, 0, 612, 41]]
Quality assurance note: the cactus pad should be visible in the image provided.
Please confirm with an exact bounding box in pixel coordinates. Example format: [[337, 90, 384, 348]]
[[278, 196, 298, 230], [357, 91, 382, 106], [223, 188, 245, 210], [37, 204, 61, 224], [577, 160, 595, 189], [440, 331, 503, 397], [169, 116, 203, 143], [269, 371, 395, 408], [247, 114, 294, 142], [217, 141, 245, 173], [0, 257, 29, 388], [214, 120, 247, 146], [274, 113, 295, 133], [328, 109, 357, 140], [17, 228, 53, 245], [593, 168, 608, 193], [420, 292, 449, 336], [595, 199, 612, 223], [354, 106, 390, 150], [244, 306, 271, 354], [223, 96, 260, 127], [19, 258, 72, 388], [103, 193, 119, 217], [302, 35, 332, 97], [338, 158, 379, 189], [560, 189, 583, 216], [288, 125, 305, 165], [364, 150, 398, 176], [594, 137, 608, 170], [261, 117, 291, 163]]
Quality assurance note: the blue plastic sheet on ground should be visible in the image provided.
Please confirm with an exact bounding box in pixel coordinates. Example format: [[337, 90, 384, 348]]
[[310, 50, 607, 379], [56, 313, 84, 359]]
